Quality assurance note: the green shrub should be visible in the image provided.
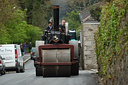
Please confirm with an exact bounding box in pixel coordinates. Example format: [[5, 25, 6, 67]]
[[95, 0, 128, 82]]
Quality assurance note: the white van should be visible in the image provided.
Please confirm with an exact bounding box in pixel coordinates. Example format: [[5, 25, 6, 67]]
[[0, 44, 25, 73]]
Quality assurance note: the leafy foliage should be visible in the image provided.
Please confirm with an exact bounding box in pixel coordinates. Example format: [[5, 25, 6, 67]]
[[95, 0, 128, 84], [23, 0, 52, 29], [64, 10, 81, 39], [67, 0, 99, 11], [25, 24, 42, 44], [0, 0, 17, 43], [0, 0, 16, 25], [89, 4, 102, 21], [0, 1, 42, 44]]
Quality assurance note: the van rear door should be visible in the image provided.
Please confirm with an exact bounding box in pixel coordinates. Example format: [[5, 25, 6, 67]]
[[16, 45, 24, 67], [0, 45, 15, 67]]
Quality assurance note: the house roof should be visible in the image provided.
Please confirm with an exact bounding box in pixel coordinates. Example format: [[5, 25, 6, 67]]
[[79, 2, 104, 23], [79, 9, 91, 22]]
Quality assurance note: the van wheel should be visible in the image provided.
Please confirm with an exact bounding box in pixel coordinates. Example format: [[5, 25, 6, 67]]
[[20, 64, 25, 72], [1, 68, 6, 75], [16, 65, 20, 73], [4, 70, 6, 75], [1, 72, 3, 75], [1, 71, 4, 75]]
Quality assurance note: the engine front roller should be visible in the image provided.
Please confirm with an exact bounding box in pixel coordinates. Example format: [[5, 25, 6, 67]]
[[42, 48, 71, 77], [35, 44, 79, 77]]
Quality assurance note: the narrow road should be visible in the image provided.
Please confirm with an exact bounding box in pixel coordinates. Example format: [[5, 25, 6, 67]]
[[0, 59, 98, 85]]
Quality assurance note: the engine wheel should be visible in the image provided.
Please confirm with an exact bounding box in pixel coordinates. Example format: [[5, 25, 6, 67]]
[[71, 63, 79, 75]]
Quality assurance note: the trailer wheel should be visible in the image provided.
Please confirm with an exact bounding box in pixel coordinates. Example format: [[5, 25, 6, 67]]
[[36, 65, 42, 76]]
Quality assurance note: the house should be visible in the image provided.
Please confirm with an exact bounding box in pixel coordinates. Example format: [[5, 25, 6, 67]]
[[79, 8, 99, 70]]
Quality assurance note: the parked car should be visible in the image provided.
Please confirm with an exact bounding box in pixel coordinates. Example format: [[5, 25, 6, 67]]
[[0, 44, 25, 73], [0, 55, 6, 75], [30, 47, 36, 60]]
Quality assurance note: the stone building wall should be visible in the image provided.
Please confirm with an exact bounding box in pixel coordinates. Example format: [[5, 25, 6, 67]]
[[82, 22, 99, 70]]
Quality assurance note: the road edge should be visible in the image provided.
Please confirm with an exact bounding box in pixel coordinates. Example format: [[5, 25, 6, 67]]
[[24, 57, 31, 64]]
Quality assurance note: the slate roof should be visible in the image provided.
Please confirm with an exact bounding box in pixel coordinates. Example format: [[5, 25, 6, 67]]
[[79, 8, 98, 23], [79, 9, 90, 22], [79, 2, 104, 23]]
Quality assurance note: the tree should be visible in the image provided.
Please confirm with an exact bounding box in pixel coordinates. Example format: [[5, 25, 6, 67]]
[[67, 0, 99, 11], [0, 0, 16, 25], [0, 0, 42, 44], [6, 9, 42, 44], [67, 0, 86, 11], [0, 27, 11, 44], [89, 3, 102, 21], [23, 0, 52, 29], [64, 10, 81, 39], [0, 0, 17, 43], [25, 24, 42, 44]]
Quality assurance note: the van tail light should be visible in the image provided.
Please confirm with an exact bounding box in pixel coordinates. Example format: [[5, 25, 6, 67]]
[[31, 52, 33, 55], [0, 61, 1, 64], [15, 49, 17, 59]]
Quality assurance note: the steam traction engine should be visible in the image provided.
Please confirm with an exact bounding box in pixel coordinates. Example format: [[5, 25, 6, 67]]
[[34, 5, 79, 77]]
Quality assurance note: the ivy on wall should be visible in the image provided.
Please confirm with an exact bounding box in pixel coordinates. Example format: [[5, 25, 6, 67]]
[[95, 0, 128, 84]]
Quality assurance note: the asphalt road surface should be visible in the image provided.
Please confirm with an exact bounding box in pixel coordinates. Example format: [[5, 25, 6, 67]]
[[0, 60, 98, 85]]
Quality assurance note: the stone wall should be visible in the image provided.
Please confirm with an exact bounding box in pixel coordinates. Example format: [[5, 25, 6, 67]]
[[82, 22, 99, 70]]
